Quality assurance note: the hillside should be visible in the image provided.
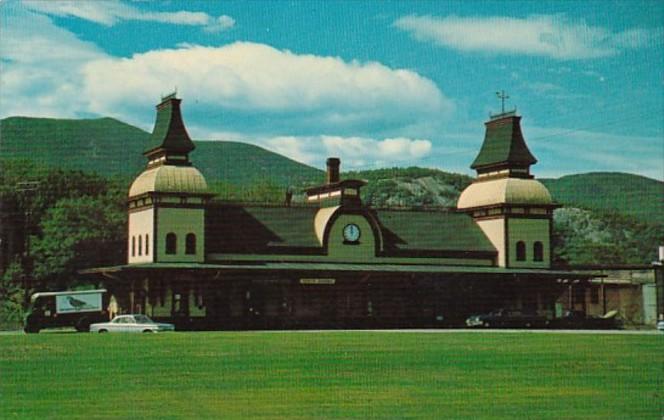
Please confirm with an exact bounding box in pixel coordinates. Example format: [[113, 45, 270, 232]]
[[1, 115, 661, 265], [541, 173, 664, 225], [0, 117, 322, 187]]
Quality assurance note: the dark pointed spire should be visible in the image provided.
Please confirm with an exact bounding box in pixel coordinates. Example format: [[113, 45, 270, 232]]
[[470, 111, 537, 175], [144, 93, 195, 164]]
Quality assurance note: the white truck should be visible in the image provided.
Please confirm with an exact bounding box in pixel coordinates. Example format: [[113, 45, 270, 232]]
[[24, 289, 109, 333]]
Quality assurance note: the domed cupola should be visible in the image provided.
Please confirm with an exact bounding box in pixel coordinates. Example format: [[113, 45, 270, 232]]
[[457, 108, 557, 268], [127, 94, 212, 265]]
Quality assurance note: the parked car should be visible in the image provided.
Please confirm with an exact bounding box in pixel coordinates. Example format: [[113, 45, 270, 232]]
[[549, 310, 622, 330], [465, 308, 548, 328], [24, 289, 108, 333], [657, 320, 664, 332], [90, 314, 175, 333]]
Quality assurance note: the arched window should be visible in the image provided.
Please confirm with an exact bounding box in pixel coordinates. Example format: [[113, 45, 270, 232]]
[[185, 233, 196, 255], [166, 233, 177, 255], [131, 236, 136, 257], [145, 234, 150, 255], [533, 241, 544, 262], [516, 241, 526, 261], [138, 235, 142, 256]]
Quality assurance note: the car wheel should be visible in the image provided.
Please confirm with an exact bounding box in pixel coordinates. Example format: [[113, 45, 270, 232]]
[[483, 322, 491, 328], [525, 322, 532, 328], [142, 329, 154, 333], [24, 326, 40, 334], [98, 329, 108, 333]]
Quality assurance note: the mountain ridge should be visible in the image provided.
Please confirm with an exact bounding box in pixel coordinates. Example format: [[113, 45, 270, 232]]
[[1, 116, 661, 223]]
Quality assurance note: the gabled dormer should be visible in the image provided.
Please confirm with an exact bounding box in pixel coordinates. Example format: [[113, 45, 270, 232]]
[[304, 158, 366, 208]]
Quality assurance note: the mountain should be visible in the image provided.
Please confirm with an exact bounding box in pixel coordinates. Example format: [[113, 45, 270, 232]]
[[0, 116, 322, 188], [2, 116, 661, 221], [541, 173, 664, 225], [2, 116, 661, 265]]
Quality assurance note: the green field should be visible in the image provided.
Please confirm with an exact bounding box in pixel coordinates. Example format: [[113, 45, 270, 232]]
[[1, 332, 662, 419]]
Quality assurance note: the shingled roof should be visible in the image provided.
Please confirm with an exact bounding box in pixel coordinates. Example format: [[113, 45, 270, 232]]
[[470, 113, 537, 171], [206, 205, 321, 254], [376, 209, 496, 256], [145, 94, 195, 157], [206, 204, 496, 258]]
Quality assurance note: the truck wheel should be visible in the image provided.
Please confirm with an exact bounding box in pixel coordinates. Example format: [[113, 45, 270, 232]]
[[98, 329, 108, 333], [75, 317, 91, 333]]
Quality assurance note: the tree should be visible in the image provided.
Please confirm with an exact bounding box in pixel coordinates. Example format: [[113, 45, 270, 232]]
[[31, 194, 126, 290], [0, 258, 26, 326]]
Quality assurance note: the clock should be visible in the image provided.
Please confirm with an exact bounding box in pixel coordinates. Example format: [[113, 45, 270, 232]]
[[342, 223, 361, 243]]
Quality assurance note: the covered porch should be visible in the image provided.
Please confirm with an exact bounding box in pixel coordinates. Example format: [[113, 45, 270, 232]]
[[81, 263, 598, 330]]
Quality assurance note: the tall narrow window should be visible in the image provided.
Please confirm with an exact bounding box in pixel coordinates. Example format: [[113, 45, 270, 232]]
[[516, 241, 526, 261], [186, 233, 196, 255], [533, 241, 544, 262], [166, 233, 177, 255], [145, 234, 150, 255], [131, 236, 136, 257], [138, 235, 142, 256]]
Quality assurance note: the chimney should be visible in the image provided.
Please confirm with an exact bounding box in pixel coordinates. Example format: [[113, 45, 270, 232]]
[[326, 157, 340, 184]]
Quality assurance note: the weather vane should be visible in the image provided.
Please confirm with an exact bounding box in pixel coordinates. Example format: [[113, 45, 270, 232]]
[[496, 90, 510, 114]]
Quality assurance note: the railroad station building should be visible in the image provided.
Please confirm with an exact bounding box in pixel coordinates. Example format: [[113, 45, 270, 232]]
[[84, 94, 596, 329]]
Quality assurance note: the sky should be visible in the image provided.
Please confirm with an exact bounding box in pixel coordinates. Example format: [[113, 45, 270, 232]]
[[1, 0, 663, 180]]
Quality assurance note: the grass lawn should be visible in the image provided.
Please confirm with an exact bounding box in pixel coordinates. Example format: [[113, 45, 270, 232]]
[[1, 331, 662, 419]]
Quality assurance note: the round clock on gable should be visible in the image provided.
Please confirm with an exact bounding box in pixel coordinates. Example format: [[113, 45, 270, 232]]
[[342, 223, 361, 243]]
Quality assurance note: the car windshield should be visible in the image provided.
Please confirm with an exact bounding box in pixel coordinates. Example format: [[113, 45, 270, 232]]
[[133, 315, 153, 324]]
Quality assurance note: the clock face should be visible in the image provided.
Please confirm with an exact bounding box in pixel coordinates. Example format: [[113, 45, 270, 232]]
[[343, 223, 361, 243]]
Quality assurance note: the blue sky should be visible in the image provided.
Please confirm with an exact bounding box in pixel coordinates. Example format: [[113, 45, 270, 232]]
[[1, 0, 662, 179]]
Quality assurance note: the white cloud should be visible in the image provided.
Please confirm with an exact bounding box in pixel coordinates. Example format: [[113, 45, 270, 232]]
[[0, 6, 107, 118], [263, 135, 432, 169], [81, 42, 452, 131], [23, 0, 234, 30], [204, 15, 236, 33], [395, 14, 657, 60]]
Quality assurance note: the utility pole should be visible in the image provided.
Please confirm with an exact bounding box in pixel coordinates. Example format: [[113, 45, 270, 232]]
[[16, 181, 39, 303]]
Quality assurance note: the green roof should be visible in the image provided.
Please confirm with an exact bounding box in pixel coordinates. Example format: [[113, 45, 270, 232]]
[[470, 114, 537, 170], [145, 97, 195, 155], [207, 205, 321, 253], [377, 210, 496, 254], [81, 262, 599, 279], [206, 204, 496, 256]]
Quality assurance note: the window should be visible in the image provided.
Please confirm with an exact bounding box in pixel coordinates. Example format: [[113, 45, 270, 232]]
[[131, 236, 136, 257], [138, 235, 142, 256], [186, 233, 196, 255], [166, 233, 177, 255], [145, 234, 150, 255], [533, 241, 544, 262], [516, 241, 526, 261]]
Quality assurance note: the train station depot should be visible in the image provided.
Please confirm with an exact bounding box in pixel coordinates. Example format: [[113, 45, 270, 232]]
[[83, 94, 596, 329]]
